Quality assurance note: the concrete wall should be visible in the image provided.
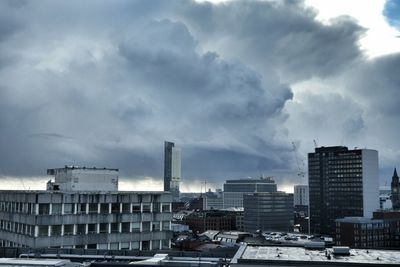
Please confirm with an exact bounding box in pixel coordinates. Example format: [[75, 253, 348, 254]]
[[362, 149, 380, 218]]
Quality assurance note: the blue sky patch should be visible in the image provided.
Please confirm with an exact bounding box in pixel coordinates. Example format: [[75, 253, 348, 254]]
[[384, 0, 400, 29]]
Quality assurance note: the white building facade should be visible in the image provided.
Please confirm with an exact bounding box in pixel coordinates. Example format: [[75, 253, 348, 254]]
[[0, 166, 173, 250], [293, 185, 309, 206]]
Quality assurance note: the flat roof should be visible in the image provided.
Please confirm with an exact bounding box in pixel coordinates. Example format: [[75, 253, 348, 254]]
[[0, 258, 75, 266], [49, 166, 119, 171], [233, 245, 400, 265], [0, 190, 171, 194], [336, 217, 383, 224]]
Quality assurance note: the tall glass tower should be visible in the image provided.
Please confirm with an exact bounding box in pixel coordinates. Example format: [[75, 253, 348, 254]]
[[164, 141, 181, 202], [308, 146, 379, 235]]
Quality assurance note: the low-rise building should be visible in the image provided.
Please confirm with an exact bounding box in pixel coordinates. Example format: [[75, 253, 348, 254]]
[[0, 166, 173, 250], [335, 210, 400, 248], [373, 210, 400, 247], [182, 210, 239, 233], [231, 245, 400, 266], [335, 217, 389, 248]]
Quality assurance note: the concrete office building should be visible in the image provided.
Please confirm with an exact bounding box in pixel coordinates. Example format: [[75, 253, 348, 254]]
[[163, 141, 181, 202], [223, 177, 277, 209], [0, 166, 173, 250], [202, 191, 224, 210], [308, 146, 379, 235], [243, 192, 293, 233], [293, 185, 309, 206]]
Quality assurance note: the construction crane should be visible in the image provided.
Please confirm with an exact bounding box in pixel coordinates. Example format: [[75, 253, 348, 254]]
[[292, 142, 306, 179], [313, 139, 318, 148]]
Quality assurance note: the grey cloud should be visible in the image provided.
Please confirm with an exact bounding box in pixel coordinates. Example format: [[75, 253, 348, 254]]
[[178, 0, 365, 82], [1, 0, 397, 189], [0, 5, 294, 183], [28, 133, 74, 140]]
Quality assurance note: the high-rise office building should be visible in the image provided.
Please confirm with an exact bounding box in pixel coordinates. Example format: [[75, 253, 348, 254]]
[[391, 168, 400, 209], [308, 146, 379, 235], [0, 166, 173, 250], [163, 141, 181, 202], [294, 185, 309, 206], [243, 192, 293, 233], [223, 176, 277, 209]]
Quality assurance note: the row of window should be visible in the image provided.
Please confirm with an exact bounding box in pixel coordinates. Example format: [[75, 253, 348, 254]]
[[0, 202, 171, 215], [0, 221, 171, 237], [0, 239, 170, 250], [0, 221, 34, 236]]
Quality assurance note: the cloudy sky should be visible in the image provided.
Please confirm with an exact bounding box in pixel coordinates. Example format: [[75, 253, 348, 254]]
[[0, 0, 399, 192]]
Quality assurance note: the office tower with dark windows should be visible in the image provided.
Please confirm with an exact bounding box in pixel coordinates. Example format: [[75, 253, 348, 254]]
[[243, 192, 293, 233], [0, 166, 173, 250], [308, 146, 379, 235], [163, 141, 181, 202], [223, 176, 277, 209]]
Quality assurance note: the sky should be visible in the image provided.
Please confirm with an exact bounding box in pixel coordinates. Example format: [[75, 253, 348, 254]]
[[0, 0, 399, 192]]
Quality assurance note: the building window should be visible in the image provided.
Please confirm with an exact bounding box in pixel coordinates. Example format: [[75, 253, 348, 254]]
[[98, 243, 108, 250], [77, 204, 86, 214], [152, 240, 160, 250], [76, 224, 86, 235], [88, 224, 96, 234], [38, 225, 48, 237], [64, 225, 74, 235], [110, 242, 118, 250], [38, 204, 50, 215], [122, 203, 130, 213], [132, 222, 141, 232], [153, 203, 160, 213], [120, 242, 129, 250], [152, 222, 160, 231], [87, 244, 96, 249], [162, 240, 170, 249], [162, 204, 170, 213], [142, 240, 150, 251], [100, 223, 108, 233], [50, 225, 61, 236], [131, 241, 140, 250], [162, 221, 170, 231], [52, 204, 62, 215], [100, 203, 109, 214], [142, 222, 150, 232], [64, 204, 75, 214], [111, 203, 120, 214], [88, 204, 98, 214], [110, 223, 119, 233], [121, 222, 130, 233], [142, 204, 151, 213], [132, 204, 141, 213]]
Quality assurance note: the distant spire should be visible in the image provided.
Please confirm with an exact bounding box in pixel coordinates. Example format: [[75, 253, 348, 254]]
[[394, 168, 399, 179]]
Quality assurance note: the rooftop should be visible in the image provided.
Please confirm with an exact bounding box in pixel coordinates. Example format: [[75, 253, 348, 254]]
[[225, 177, 276, 184], [0, 190, 170, 194], [232, 245, 400, 266], [47, 166, 119, 173], [336, 217, 383, 224]]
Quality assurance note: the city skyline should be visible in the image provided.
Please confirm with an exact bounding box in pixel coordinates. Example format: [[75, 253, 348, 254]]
[[1, 0, 400, 190]]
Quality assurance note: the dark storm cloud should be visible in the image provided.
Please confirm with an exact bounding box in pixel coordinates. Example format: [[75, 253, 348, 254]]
[[0, 2, 294, 182], [178, 0, 365, 82], [0, 0, 398, 188]]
